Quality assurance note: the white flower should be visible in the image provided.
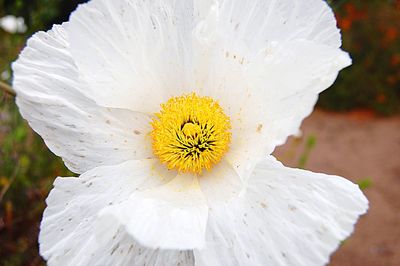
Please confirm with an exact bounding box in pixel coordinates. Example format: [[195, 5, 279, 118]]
[[13, 0, 368, 265], [0, 15, 27, 34]]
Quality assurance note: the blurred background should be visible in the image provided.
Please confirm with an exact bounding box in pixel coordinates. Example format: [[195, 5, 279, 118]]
[[0, 0, 399, 265]]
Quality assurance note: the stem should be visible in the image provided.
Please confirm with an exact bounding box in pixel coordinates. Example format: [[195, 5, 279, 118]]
[[0, 80, 16, 97], [0, 165, 18, 204]]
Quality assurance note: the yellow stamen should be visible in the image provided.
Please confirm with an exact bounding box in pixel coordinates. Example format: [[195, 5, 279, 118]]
[[151, 93, 231, 174]]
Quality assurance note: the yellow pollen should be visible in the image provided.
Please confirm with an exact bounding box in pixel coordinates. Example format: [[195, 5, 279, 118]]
[[182, 123, 202, 137], [151, 93, 232, 174]]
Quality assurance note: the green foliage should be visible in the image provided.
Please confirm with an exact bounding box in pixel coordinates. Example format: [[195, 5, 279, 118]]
[[319, 0, 400, 115], [357, 178, 373, 190], [298, 135, 317, 169]]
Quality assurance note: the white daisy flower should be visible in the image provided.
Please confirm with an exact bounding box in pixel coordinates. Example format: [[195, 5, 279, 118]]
[[13, 0, 368, 265], [0, 15, 27, 34]]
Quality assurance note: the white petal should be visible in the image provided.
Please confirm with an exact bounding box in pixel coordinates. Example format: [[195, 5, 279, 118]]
[[68, 0, 199, 112], [194, 157, 368, 266], [87, 225, 195, 266], [198, 160, 244, 204], [196, 38, 350, 180], [245, 40, 351, 147], [39, 159, 187, 265], [13, 24, 154, 174], [201, 40, 350, 180], [216, 0, 342, 50], [99, 174, 208, 250], [192, 0, 350, 180]]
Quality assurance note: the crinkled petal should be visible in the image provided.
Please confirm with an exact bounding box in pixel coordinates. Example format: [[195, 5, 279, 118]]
[[39, 159, 189, 265], [87, 225, 195, 266], [194, 157, 368, 266], [99, 174, 208, 250], [198, 38, 351, 180], [68, 0, 200, 112], [192, 0, 350, 179], [247, 40, 351, 147], [216, 0, 342, 50], [13, 24, 153, 174], [198, 160, 244, 204]]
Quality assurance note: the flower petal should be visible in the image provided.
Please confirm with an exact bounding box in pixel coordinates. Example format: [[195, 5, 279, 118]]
[[68, 0, 200, 112], [216, 0, 342, 49], [193, 0, 351, 178], [98, 174, 208, 250], [200, 39, 350, 180], [194, 157, 368, 266], [86, 225, 195, 266], [198, 160, 244, 204], [39, 159, 188, 265], [13, 24, 154, 174], [246, 41, 351, 147]]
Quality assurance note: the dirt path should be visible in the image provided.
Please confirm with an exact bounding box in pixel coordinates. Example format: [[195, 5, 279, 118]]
[[273, 109, 400, 266]]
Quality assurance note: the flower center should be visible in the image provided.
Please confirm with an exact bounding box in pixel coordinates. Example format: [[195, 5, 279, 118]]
[[151, 93, 231, 174]]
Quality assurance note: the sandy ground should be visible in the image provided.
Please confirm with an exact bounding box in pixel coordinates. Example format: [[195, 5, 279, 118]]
[[274, 109, 400, 266]]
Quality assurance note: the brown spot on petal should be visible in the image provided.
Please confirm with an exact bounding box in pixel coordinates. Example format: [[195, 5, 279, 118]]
[[256, 124, 263, 133], [134, 130, 141, 135]]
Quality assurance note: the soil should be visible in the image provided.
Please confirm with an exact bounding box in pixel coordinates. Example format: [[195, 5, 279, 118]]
[[273, 109, 400, 266]]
